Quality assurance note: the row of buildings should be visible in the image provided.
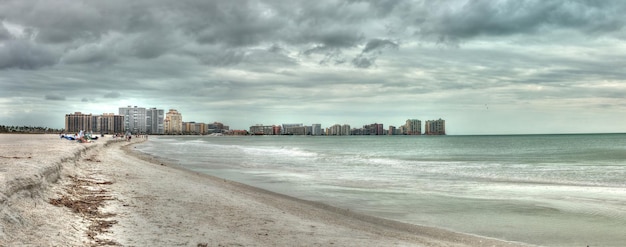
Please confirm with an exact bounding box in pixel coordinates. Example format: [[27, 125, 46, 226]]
[[388, 119, 446, 135], [64, 106, 228, 135], [249, 119, 446, 136], [65, 106, 445, 136], [65, 112, 125, 134]]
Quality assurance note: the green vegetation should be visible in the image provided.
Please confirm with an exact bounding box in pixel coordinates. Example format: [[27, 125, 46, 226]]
[[0, 125, 63, 134]]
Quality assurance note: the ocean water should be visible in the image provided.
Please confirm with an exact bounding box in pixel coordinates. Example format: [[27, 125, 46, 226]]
[[135, 134, 626, 246]]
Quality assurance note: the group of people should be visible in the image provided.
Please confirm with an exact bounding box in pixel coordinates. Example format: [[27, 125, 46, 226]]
[[60, 130, 98, 143], [61, 131, 150, 143], [129, 134, 149, 141], [111, 133, 149, 142]]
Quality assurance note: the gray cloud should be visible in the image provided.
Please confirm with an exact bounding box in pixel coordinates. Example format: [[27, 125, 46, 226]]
[[0, 40, 58, 69], [415, 0, 626, 43], [62, 42, 117, 65], [1, 0, 626, 134], [0, 25, 11, 40], [45, 94, 65, 101], [129, 30, 181, 59], [268, 44, 286, 54], [103, 92, 121, 98], [299, 29, 364, 49], [8, 0, 622, 69], [197, 49, 247, 67], [362, 39, 398, 53], [349, 38, 399, 68], [1, 1, 120, 44], [302, 46, 346, 65], [352, 54, 375, 68]]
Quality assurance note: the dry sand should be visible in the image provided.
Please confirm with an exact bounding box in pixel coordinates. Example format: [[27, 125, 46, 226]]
[[0, 134, 529, 246]]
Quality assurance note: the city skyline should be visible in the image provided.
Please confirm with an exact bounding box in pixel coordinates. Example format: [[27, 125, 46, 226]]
[[2, 1, 626, 135], [63, 105, 444, 135]]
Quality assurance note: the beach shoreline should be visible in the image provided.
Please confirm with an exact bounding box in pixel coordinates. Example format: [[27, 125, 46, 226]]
[[1, 134, 528, 246]]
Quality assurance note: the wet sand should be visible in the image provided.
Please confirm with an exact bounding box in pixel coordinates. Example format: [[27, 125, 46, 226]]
[[0, 134, 528, 246]]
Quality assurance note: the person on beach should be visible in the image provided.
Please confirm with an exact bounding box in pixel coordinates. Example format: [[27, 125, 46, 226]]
[[76, 130, 87, 143]]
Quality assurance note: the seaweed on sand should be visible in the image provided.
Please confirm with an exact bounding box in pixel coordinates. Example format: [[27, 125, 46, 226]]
[[49, 175, 120, 246]]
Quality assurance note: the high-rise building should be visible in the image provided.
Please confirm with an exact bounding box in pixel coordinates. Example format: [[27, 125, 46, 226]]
[[250, 124, 274, 135], [119, 106, 147, 134], [285, 126, 308, 135], [405, 119, 422, 135], [425, 118, 446, 135], [311, 124, 322, 136], [328, 124, 351, 135], [118, 106, 164, 134], [329, 124, 342, 135], [97, 113, 124, 134], [363, 123, 384, 135], [146, 108, 164, 134], [208, 122, 229, 133], [182, 122, 206, 134], [351, 128, 364, 135], [282, 123, 303, 135], [65, 112, 95, 133], [165, 109, 183, 134], [398, 125, 406, 135], [272, 125, 282, 135], [341, 124, 351, 136], [66, 112, 124, 134]]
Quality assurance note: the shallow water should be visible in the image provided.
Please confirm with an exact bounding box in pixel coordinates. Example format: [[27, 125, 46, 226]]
[[136, 134, 626, 246]]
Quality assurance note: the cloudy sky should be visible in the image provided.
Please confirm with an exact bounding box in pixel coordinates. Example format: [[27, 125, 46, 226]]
[[1, 0, 626, 134]]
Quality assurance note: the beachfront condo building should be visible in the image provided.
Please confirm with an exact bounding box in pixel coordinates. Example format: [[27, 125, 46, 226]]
[[363, 123, 384, 135], [65, 112, 124, 134], [425, 118, 446, 135], [207, 122, 229, 133], [183, 122, 206, 134], [312, 124, 322, 136], [272, 125, 282, 135], [119, 106, 147, 134], [146, 108, 165, 134], [328, 124, 342, 135], [405, 119, 422, 135], [118, 106, 165, 134], [165, 109, 183, 134], [98, 113, 125, 134], [341, 124, 351, 136], [281, 124, 303, 135], [65, 112, 95, 133], [250, 125, 274, 135], [285, 126, 310, 135], [327, 124, 351, 135]]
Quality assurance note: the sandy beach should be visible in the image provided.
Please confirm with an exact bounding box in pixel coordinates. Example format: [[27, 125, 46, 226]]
[[0, 134, 527, 246]]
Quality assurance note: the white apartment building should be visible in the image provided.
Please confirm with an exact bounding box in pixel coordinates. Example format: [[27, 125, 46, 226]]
[[119, 105, 165, 134]]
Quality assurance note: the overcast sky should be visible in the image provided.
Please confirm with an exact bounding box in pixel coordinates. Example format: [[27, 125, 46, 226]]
[[1, 0, 626, 134]]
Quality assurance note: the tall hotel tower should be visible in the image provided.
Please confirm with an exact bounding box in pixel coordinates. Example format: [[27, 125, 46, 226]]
[[164, 109, 183, 134], [65, 112, 124, 134], [98, 113, 125, 134], [425, 118, 446, 135], [65, 112, 95, 133], [405, 119, 422, 135]]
